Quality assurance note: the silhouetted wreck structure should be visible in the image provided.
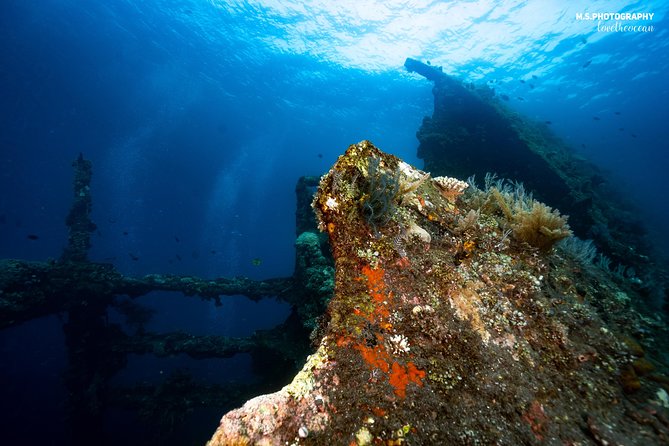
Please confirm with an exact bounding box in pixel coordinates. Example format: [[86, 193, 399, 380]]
[[405, 58, 659, 279], [0, 157, 332, 445]]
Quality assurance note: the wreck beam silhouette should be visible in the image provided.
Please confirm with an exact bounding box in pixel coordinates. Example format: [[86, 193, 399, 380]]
[[61, 153, 96, 262], [0, 259, 294, 330], [0, 155, 317, 444]]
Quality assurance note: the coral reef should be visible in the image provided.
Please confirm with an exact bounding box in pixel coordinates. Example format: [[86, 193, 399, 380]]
[[208, 141, 669, 445], [405, 58, 662, 291]]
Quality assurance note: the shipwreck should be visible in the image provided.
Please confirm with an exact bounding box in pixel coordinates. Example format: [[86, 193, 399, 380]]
[[2, 60, 668, 445]]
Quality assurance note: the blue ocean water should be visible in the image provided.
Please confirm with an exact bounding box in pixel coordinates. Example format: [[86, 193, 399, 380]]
[[0, 1, 667, 444]]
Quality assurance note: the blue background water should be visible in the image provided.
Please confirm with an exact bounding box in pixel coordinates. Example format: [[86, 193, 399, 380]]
[[0, 0, 667, 444]]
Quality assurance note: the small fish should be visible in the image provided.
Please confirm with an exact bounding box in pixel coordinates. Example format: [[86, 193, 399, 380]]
[[210, 250, 217, 254], [593, 116, 600, 121], [174, 236, 180, 242], [129, 253, 139, 261], [545, 121, 552, 125], [583, 60, 591, 68], [519, 79, 526, 84], [532, 75, 538, 80], [614, 111, 621, 115], [123, 231, 129, 236], [251, 258, 262, 266], [27, 234, 39, 240], [581, 144, 587, 148], [517, 96, 525, 101], [317, 153, 323, 159], [631, 133, 637, 138], [529, 84, 535, 89], [176, 254, 182, 261], [500, 94, 510, 101]]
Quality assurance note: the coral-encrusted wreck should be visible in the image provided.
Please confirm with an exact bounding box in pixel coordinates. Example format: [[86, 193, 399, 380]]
[[208, 141, 669, 445]]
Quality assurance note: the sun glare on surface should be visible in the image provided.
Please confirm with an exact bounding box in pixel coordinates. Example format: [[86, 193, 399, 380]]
[[208, 0, 660, 73]]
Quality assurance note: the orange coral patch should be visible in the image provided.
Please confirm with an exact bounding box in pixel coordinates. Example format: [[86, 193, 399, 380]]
[[359, 265, 391, 321], [374, 302, 390, 320], [353, 264, 427, 399], [389, 361, 426, 398], [371, 406, 387, 417], [379, 321, 393, 331], [336, 336, 352, 347], [355, 344, 391, 373], [361, 265, 385, 298]]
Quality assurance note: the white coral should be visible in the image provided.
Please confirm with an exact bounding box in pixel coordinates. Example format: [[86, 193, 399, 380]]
[[434, 176, 469, 193], [434, 176, 469, 203], [388, 334, 410, 355], [324, 196, 339, 211]]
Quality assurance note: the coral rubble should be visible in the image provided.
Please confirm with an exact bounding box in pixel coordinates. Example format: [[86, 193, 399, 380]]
[[208, 141, 669, 445]]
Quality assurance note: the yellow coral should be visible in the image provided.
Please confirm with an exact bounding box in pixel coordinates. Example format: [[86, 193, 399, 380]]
[[512, 202, 572, 251], [488, 185, 571, 251]]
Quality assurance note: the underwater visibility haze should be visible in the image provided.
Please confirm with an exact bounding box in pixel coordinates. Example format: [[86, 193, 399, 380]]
[[1, 0, 668, 444]]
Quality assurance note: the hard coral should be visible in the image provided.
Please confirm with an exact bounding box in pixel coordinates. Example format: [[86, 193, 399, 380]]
[[434, 175, 469, 203]]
